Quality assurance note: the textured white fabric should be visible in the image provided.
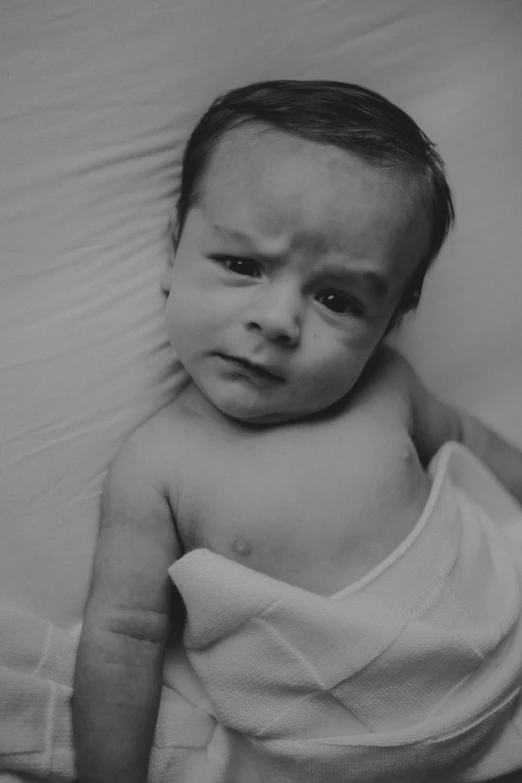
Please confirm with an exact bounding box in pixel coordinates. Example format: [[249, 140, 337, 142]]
[[2, 444, 522, 782], [0, 609, 218, 782], [169, 444, 522, 782]]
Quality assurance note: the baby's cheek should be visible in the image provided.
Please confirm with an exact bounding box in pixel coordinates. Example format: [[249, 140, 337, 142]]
[[166, 303, 195, 354], [168, 293, 199, 332]]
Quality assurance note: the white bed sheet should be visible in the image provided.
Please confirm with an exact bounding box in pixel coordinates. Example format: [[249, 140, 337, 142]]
[[1, 0, 521, 631]]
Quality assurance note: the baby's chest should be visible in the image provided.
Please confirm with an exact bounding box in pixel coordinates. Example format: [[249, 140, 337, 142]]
[[175, 426, 429, 595]]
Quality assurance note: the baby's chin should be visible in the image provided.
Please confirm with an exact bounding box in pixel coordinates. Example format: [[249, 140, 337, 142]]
[[184, 371, 353, 427], [208, 391, 341, 427]]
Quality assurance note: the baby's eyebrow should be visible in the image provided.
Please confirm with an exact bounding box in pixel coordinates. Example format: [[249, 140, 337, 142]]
[[210, 222, 286, 259], [211, 223, 255, 247], [319, 266, 390, 300]]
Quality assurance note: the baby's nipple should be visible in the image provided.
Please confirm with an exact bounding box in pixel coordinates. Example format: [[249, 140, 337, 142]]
[[232, 537, 252, 558]]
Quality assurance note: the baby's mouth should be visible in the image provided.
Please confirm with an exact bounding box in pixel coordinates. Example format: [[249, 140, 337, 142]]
[[219, 354, 284, 382]]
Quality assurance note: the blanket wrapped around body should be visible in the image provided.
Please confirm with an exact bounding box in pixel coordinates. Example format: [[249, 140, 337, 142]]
[[2, 443, 522, 783]]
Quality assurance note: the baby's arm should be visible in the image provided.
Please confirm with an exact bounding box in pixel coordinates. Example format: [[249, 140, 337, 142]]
[[400, 352, 522, 505], [73, 427, 182, 783]]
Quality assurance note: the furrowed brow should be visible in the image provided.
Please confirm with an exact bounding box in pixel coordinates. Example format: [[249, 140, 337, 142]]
[[212, 223, 254, 247], [211, 223, 286, 259], [321, 267, 390, 300]]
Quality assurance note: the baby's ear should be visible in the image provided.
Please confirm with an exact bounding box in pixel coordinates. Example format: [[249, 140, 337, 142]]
[[160, 269, 172, 294], [161, 219, 177, 294]]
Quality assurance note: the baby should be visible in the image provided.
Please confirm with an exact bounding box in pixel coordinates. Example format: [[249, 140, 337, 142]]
[[72, 80, 522, 783]]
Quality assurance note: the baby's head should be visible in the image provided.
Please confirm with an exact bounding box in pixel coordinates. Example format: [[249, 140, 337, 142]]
[[174, 80, 454, 331], [164, 80, 454, 424]]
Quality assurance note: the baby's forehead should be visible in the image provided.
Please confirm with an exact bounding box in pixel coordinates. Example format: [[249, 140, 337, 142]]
[[201, 125, 422, 242], [202, 125, 420, 215], [204, 124, 351, 190]]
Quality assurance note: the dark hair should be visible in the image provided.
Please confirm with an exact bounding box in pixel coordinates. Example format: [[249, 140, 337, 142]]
[[175, 79, 455, 330]]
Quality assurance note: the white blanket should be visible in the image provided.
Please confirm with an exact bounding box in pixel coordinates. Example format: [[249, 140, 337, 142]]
[[2, 444, 522, 782]]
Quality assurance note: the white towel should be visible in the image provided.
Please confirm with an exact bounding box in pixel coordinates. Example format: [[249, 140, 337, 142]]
[[2, 444, 522, 782]]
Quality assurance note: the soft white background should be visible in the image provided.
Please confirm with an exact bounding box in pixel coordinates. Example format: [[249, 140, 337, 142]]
[[1, 0, 521, 630]]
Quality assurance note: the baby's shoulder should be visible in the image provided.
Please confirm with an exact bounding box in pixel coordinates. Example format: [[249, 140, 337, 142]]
[[110, 403, 192, 490]]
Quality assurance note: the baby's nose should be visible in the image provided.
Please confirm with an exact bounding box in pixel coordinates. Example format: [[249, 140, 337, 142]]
[[256, 314, 301, 346], [246, 285, 302, 346]]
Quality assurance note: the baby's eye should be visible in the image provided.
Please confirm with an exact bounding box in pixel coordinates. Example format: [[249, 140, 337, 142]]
[[211, 255, 261, 278], [316, 291, 363, 316]]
